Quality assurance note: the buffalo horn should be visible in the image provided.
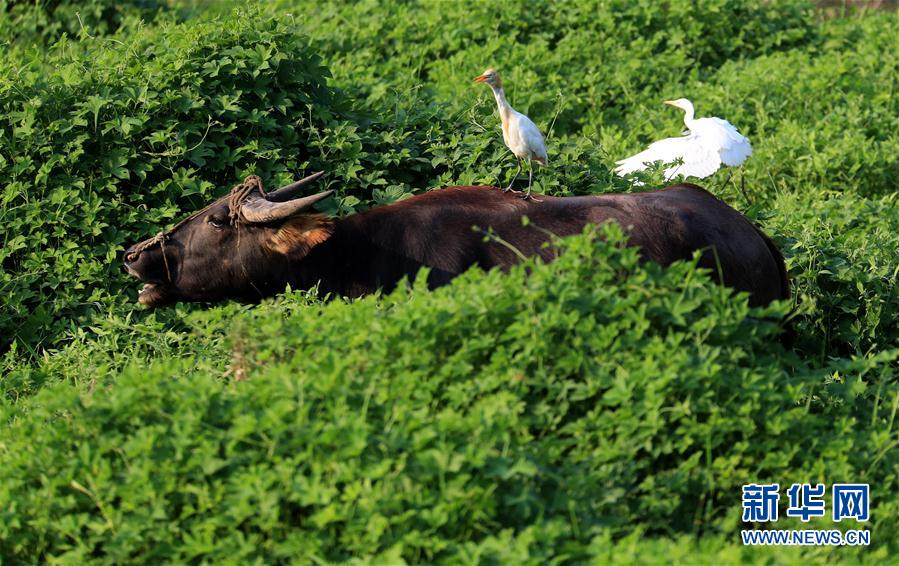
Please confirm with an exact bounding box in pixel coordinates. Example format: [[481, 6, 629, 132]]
[[266, 171, 326, 202], [240, 189, 335, 223]]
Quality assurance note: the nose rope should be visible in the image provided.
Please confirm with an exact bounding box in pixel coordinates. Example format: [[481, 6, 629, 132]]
[[128, 175, 267, 283], [159, 234, 173, 283], [229, 176, 268, 299]]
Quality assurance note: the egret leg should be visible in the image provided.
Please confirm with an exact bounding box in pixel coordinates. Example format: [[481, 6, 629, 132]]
[[725, 169, 749, 203], [739, 171, 752, 205], [520, 159, 542, 202], [721, 170, 733, 192], [504, 158, 522, 192]]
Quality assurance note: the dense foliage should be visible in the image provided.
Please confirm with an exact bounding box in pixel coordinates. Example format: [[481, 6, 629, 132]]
[[3, 229, 896, 562], [1, 0, 897, 562]]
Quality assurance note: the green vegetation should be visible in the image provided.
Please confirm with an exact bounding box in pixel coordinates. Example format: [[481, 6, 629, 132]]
[[1, 0, 897, 562]]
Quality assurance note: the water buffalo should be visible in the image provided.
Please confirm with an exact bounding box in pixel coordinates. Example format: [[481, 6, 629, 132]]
[[124, 174, 789, 308]]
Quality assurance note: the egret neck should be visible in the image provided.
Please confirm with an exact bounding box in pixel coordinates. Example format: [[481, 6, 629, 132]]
[[488, 84, 513, 123], [680, 100, 696, 128]]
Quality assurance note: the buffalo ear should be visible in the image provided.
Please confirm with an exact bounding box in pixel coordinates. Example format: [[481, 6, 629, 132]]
[[267, 214, 333, 258]]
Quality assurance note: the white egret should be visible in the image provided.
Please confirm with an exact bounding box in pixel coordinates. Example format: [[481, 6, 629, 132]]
[[474, 68, 548, 200], [614, 98, 752, 181]]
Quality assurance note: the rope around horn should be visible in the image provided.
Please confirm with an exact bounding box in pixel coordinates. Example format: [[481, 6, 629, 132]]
[[227, 175, 266, 225]]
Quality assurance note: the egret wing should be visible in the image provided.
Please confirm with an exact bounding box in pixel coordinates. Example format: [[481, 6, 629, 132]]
[[514, 111, 548, 164], [662, 134, 721, 179], [616, 131, 726, 180], [694, 117, 752, 166], [615, 136, 693, 176]]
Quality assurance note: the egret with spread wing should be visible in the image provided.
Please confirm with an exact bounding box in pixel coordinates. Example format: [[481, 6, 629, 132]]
[[474, 68, 548, 200], [615, 98, 752, 181]]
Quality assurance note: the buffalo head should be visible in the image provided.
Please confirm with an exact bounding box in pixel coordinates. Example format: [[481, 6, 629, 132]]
[[124, 173, 334, 307]]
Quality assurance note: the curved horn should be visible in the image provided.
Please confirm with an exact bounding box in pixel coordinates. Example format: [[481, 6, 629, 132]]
[[266, 171, 326, 202], [240, 189, 335, 224]]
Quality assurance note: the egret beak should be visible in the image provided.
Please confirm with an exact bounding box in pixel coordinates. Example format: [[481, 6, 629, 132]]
[[663, 100, 678, 107], [473, 74, 488, 83]]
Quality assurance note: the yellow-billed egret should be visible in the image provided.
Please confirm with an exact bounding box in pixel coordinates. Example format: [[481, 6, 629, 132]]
[[474, 68, 548, 200], [615, 98, 752, 181]]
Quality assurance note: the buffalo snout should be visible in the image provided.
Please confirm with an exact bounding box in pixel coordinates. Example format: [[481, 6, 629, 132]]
[[123, 238, 172, 284]]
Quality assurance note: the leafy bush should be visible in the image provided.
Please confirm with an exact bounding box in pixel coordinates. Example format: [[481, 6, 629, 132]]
[[764, 191, 899, 358], [2, 228, 895, 562]]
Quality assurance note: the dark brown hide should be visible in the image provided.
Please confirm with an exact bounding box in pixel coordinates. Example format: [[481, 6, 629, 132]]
[[124, 184, 788, 308]]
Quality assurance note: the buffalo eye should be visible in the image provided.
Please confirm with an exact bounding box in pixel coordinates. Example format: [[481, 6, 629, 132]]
[[207, 216, 227, 229]]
